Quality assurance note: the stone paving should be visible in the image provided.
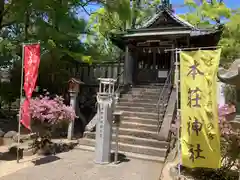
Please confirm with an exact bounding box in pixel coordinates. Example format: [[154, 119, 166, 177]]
[[0, 149, 163, 180]]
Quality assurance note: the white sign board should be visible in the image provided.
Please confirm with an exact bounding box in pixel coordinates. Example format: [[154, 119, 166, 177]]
[[217, 82, 225, 106], [158, 70, 168, 78]]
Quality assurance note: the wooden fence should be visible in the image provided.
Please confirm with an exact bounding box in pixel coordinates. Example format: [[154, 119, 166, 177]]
[[74, 62, 124, 86]]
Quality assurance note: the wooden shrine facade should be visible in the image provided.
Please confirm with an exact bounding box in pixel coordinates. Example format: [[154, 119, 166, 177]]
[[111, 6, 223, 85]]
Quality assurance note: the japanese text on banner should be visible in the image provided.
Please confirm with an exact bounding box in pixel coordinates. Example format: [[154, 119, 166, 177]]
[[180, 49, 221, 169], [21, 44, 40, 130]]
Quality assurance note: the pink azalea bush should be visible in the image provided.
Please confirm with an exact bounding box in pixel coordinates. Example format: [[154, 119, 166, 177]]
[[218, 104, 240, 171], [29, 95, 76, 124], [27, 94, 77, 154]]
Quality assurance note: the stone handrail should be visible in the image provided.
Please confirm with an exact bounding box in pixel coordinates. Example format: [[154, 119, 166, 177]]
[[156, 66, 174, 133]]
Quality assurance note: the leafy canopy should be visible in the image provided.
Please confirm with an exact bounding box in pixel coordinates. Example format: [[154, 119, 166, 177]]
[[181, 0, 240, 63]]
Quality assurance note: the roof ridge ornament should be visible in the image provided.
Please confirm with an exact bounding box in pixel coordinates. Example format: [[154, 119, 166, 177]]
[[160, 0, 173, 12]]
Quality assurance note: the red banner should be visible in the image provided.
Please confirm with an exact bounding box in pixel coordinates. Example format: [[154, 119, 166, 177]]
[[21, 44, 40, 130]]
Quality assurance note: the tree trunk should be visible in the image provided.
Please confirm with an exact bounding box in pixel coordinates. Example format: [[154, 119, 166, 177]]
[[24, 10, 29, 40], [131, 0, 141, 29], [0, 0, 4, 28]]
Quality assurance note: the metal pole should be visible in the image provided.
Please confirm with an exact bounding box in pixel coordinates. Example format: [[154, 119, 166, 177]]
[[164, 46, 220, 52], [175, 48, 181, 177], [16, 42, 44, 163], [113, 111, 121, 164], [20, 41, 40, 46], [17, 44, 25, 163], [114, 124, 119, 164]]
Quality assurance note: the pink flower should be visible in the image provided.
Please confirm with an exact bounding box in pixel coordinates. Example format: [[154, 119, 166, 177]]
[[28, 95, 77, 124]]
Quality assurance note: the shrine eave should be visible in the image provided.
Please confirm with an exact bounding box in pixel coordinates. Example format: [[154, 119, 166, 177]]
[[123, 30, 191, 38], [123, 26, 222, 38], [110, 27, 222, 50]]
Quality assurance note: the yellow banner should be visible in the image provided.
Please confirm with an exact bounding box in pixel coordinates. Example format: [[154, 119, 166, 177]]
[[180, 49, 221, 169]]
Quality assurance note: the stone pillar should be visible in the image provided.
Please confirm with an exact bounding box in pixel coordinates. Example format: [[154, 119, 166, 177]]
[[68, 91, 78, 140], [128, 54, 134, 85], [124, 45, 129, 85], [67, 78, 83, 140], [95, 78, 116, 164], [95, 95, 113, 164], [217, 81, 225, 107], [133, 51, 138, 84], [124, 46, 134, 85]]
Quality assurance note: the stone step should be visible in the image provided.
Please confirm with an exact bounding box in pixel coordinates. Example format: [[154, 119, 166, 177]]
[[85, 127, 161, 140], [121, 94, 160, 100], [131, 88, 161, 93], [126, 93, 160, 98], [118, 102, 158, 107], [121, 116, 159, 125], [119, 98, 159, 104], [120, 121, 158, 132], [118, 102, 167, 109], [127, 89, 162, 95], [114, 128, 161, 140], [134, 84, 164, 89], [76, 144, 165, 162], [115, 105, 158, 113], [129, 88, 162, 93], [113, 135, 168, 149], [121, 110, 159, 119], [135, 84, 164, 87], [84, 132, 168, 148], [78, 138, 167, 157]]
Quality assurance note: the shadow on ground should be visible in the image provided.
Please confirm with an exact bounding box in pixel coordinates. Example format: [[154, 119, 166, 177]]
[[0, 146, 23, 161], [110, 152, 130, 164], [33, 155, 61, 166]]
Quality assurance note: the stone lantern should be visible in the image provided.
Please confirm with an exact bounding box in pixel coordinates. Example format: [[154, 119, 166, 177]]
[[67, 78, 84, 140], [218, 59, 240, 129], [68, 78, 84, 93]]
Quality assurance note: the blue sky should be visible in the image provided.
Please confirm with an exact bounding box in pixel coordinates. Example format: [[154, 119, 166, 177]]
[[172, 0, 239, 14], [81, 0, 239, 19]]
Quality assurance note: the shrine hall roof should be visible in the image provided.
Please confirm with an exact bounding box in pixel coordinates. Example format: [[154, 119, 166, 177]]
[[109, 7, 223, 49], [137, 7, 196, 30]]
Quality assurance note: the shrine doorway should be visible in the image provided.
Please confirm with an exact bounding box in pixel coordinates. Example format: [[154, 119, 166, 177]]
[[135, 48, 172, 84]]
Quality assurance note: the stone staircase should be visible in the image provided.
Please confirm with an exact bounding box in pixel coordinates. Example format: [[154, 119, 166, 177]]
[[78, 84, 170, 162]]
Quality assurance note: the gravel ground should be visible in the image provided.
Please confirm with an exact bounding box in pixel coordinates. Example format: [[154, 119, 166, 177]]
[[0, 149, 163, 180]]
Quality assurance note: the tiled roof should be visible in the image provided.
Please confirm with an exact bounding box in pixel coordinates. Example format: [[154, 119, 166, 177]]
[[138, 7, 197, 30]]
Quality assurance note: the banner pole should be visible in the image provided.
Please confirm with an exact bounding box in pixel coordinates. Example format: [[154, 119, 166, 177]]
[[17, 44, 25, 163], [165, 46, 220, 52], [175, 48, 181, 177]]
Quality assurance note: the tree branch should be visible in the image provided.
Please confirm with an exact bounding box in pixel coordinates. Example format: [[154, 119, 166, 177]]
[[0, 0, 15, 25], [81, 0, 96, 7], [0, 0, 4, 26], [81, 6, 91, 16], [0, 20, 17, 28]]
